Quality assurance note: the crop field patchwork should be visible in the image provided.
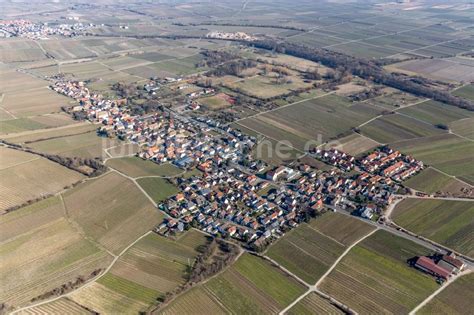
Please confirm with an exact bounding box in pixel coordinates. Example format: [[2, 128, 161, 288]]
[[239, 94, 384, 149], [0, 148, 85, 212], [449, 117, 474, 140], [137, 177, 180, 204], [267, 224, 345, 284], [1, 86, 74, 118], [26, 131, 120, 159], [392, 134, 474, 185], [308, 212, 376, 246], [106, 157, 182, 178], [63, 172, 163, 254], [391, 59, 474, 82], [159, 287, 227, 315], [392, 198, 474, 257], [17, 297, 93, 315], [398, 100, 473, 126], [335, 132, 380, 155], [160, 253, 306, 314], [0, 197, 112, 308], [287, 292, 344, 315], [453, 84, 474, 101], [360, 113, 446, 144], [403, 167, 470, 195], [319, 230, 438, 314], [418, 273, 474, 315], [267, 212, 374, 285], [111, 231, 208, 296], [2, 122, 96, 143], [70, 282, 150, 315]]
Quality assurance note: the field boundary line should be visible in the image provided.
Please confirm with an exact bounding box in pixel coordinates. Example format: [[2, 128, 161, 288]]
[[386, 35, 472, 59], [279, 289, 312, 314], [314, 228, 378, 288], [59, 193, 117, 258], [409, 270, 473, 315], [429, 166, 474, 188], [0, 156, 40, 171], [151, 238, 244, 314], [230, 91, 335, 125], [10, 230, 153, 315], [304, 224, 346, 247]]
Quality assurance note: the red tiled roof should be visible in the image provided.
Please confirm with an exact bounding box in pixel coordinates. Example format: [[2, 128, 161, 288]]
[[442, 255, 464, 269], [416, 256, 450, 279]]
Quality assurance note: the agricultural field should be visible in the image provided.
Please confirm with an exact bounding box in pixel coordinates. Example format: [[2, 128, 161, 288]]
[[240, 94, 384, 148], [0, 196, 112, 308], [267, 212, 374, 284], [26, 131, 120, 159], [160, 253, 306, 314], [137, 177, 180, 204], [287, 292, 344, 315], [308, 211, 376, 246], [403, 167, 470, 195], [106, 157, 182, 178], [71, 230, 211, 313], [159, 287, 226, 315], [388, 59, 474, 83], [225, 71, 313, 99], [251, 52, 329, 73], [360, 113, 446, 144], [0, 38, 47, 62], [1, 118, 50, 135], [106, 143, 140, 158], [452, 84, 474, 101], [418, 273, 474, 315], [392, 134, 474, 185], [2, 122, 96, 143], [398, 100, 473, 126], [334, 132, 379, 156], [17, 297, 93, 315], [392, 198, 474, 257], [1, 87, 74, 118], [329, 41, 404, 59], [256, 95, 380, 146], [319, 230, 438, 314], [365, 90, 425, 110], [449, 117, 474, 140], [0, 147, 84, 212], [62, 172, 163, 254]]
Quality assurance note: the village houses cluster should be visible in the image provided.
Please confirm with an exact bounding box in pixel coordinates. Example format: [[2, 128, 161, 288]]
[[358, 147, 424, 182], [50, 79, 256, 169], [49, 76, 425, 250], [0, 19, 94, 39]]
